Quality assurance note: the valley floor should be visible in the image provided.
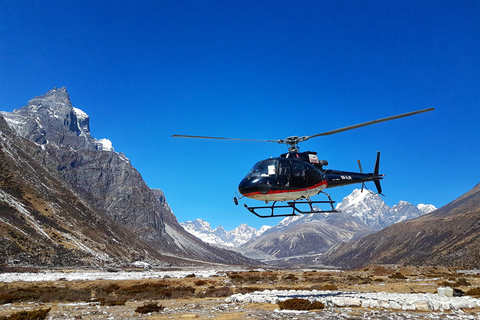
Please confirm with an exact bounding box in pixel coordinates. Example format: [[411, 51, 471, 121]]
[[0, 265, 479, 319]]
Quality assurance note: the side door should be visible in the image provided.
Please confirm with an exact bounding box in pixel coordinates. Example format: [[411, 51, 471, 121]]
[[275, 159, 291, 191], [290, 160, 308, 190]]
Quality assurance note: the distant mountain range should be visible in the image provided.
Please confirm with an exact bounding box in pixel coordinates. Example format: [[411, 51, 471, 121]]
[[181, 189, 436, 262], [0, 88, 252, 267], [180, 219, 271, 248]]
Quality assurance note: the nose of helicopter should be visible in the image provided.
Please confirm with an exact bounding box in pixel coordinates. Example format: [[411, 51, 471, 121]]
[[238, 176, 272, 197], [238, 177, 256, 196]]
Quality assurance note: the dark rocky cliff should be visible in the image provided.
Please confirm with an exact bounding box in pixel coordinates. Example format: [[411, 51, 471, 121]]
[[0, 88, 252, 267]]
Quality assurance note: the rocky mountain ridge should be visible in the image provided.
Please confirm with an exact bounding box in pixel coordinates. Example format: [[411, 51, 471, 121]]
[[0, 88, 252, 267], [322, 182, 480, 269], [180, 190, 435, 262], [241, 190, 435, 261]]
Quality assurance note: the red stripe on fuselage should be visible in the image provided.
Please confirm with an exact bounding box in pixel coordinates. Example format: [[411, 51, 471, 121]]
[[242, 180, 328, 197]]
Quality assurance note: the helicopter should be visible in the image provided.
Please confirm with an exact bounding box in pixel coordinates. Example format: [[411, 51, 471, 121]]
[[172, 107, 434, 218]]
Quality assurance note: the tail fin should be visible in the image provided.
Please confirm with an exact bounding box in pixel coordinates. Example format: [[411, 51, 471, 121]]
[[374, 151, 383, 195]]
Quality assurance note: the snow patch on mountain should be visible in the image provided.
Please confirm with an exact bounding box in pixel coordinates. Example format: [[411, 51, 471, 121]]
[[417, 203, 436, 214], [334, 189, 436, 230], [95, 138, 114, 151]]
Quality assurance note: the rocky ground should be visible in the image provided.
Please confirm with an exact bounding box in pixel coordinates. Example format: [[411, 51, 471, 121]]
[[0, 265, 479, 319], [2, 299, 479, 320]]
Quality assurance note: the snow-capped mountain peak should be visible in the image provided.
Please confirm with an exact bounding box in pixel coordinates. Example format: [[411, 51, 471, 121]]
[[336, 189, 436, 229], [180, 219, 270, 248], [417, 203, 436, 214]]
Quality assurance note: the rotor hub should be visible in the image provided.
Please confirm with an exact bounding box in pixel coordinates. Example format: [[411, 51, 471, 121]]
[[279, 136, 309, 152]]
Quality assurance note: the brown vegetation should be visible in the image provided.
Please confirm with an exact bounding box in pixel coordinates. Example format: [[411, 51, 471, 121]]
[[0, 308, 51, 320], [134, 302, 165, 314], [277, 298, 325, 310], [0, 266, 479, 319]]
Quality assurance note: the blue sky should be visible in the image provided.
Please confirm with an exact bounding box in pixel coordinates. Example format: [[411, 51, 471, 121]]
[[1, 1, 479, 230]]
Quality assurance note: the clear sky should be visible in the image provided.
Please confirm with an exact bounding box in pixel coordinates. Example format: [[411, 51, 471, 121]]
[[1, 1, 479, 230]]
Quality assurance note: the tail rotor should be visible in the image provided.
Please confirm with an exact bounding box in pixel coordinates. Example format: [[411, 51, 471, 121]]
[[358, 152, 383, 195], [374, 151, 383, 195]]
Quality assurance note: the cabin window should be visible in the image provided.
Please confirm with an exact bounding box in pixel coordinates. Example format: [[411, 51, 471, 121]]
[[247, 159, 278, 177], [292, 161, 306, 177], [278, 160, 291, 176]]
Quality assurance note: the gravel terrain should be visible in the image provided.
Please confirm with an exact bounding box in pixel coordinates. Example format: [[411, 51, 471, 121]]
[[1, 267, 479, 319], [1, 298, 479, 320]]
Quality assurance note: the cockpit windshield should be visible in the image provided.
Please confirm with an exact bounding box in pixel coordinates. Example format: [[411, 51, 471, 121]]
[[246, 159, 277, 178]]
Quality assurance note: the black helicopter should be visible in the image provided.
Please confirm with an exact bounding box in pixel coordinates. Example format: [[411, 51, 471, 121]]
[[173, 107, 433, 218]]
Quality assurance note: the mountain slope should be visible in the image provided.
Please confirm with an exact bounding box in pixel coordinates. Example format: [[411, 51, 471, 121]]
[[1, 88, 252, 266], [0, 114, 181, 267], [242, 212, 371, 259], [240, 190, 435, 260], [322, 183, 480, 269]]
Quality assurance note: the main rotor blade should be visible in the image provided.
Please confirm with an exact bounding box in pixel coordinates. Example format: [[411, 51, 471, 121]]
[[172, 134, 280, 143], [308, 107, 434, 139]]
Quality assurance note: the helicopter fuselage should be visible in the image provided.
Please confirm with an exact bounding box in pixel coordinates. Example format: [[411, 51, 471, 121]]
[[238, 151, 383, 202]]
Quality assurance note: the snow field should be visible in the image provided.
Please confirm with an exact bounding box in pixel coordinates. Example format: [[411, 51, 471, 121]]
[[0, 269, 225, 282]]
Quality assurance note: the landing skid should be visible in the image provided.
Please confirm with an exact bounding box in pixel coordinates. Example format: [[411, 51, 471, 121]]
[[244, 192, 339, 218]]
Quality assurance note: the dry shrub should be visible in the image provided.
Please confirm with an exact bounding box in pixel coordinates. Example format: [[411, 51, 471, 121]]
[[282, 274, 298, 281], [261, 271, 278, 282], [104, 283, 120, 293], [135, 302, 164, 314], [437, 279, 470, 288], [321, 284, 338, 291], [236, 286, 262, 294], [371, 265, 390, 276], [96, 298, 127, 306], [0, 292, 18, 304], [119, 281, 168, 294], [465, 287, 480, 297], [312, 276, 333, 282], [228, 271, 277, 284], [201, 286, 233, 298], [277, 298, 324, 311], [309, 284, 338, 291], [0, 308, 51, 320], [194, 280, 207, 286], [388, 272, 407, 280], [438, 280, 456, 287], [454, 278, 471, 286]]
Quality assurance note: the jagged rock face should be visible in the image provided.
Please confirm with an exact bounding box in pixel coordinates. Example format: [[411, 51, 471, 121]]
[[322, 183, 480, 269], [0, 115, 179, 267], [1, 88, 253, 266], [2, 88, 171, 246], [2, 88, 97, 150]]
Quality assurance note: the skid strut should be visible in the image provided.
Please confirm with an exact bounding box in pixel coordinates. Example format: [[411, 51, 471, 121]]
[[244, 192, 339, 218]]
